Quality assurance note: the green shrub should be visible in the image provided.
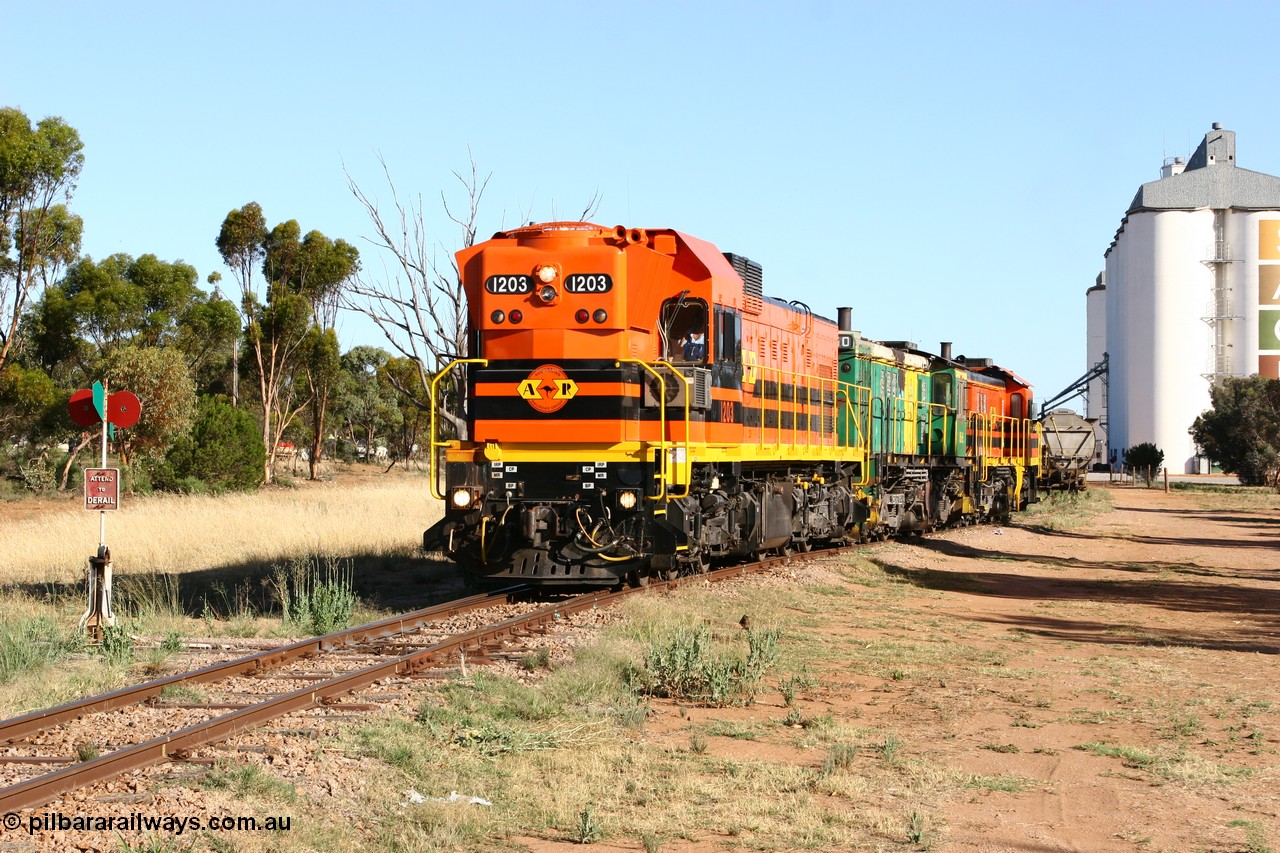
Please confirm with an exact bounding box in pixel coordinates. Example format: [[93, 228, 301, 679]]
[[99, 624, 134, 664], [273, 555, 357, 636], [1124, 442, 1165, 476], [635, 624, 781, 707], [157, 395, 264, 492], [18, 457, 56, 494]]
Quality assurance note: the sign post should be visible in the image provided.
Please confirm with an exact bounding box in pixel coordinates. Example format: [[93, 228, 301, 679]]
[[69, 381, 141, 642]]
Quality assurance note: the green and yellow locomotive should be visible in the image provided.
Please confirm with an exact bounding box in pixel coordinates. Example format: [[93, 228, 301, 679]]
[[837, 326, 1038, 539]]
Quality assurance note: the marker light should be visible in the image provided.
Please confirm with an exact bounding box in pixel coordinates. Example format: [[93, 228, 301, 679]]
[[618, 490, 638, 510], [535, 264, 559, 283], [509, 309, 523, 324], [575, 309, 590, 324], [538, 284, 558, 303], [450, 487, 475, 509], [490, 309, 506, 324], [593, 308, 608, 323]]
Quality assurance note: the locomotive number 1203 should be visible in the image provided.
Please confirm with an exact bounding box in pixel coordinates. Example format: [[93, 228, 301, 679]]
[[485, 275, 532, 294], [565, 274, 613, 293]]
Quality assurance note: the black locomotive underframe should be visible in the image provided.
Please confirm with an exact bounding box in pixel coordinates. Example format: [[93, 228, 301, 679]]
[[861, 457, 1020, 537], [424, 456, 1025, 587], [425, 458, 869, 586]]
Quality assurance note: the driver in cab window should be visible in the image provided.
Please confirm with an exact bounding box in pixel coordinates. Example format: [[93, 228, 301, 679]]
[[680, 324, 706, 361]]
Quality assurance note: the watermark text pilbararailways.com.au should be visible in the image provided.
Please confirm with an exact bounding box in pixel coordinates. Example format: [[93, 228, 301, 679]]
[[4, 811, 292, 835]]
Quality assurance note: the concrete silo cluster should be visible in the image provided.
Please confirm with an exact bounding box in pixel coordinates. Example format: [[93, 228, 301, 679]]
[[1088, 123, 1280, 473]]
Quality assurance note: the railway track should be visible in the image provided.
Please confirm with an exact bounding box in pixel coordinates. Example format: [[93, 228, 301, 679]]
[[0, 549, 846, 815]]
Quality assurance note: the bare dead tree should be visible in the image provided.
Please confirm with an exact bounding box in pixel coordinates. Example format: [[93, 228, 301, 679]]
[[577, 189, 603, 222], [343, 157, 602, 445], [342, 154, 491, 441]]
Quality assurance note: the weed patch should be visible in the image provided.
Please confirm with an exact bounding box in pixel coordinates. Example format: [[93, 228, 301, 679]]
[[0, 616, 81, 682], [201, 760, 296, 802], [633, 624, 781, 707], [272, 555, 357, 636]]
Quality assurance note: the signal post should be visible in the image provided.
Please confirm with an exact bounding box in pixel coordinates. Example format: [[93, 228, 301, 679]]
[[68, 381, 141, 642]]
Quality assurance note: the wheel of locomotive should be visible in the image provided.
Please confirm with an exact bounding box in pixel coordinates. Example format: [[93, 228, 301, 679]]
[[679, 552, 710, 577], [793, 537, 812, 553], [628, 566, 650, 588]]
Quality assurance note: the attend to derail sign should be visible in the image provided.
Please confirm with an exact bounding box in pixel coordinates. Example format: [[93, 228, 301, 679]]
[[84, 468, 119, 511]]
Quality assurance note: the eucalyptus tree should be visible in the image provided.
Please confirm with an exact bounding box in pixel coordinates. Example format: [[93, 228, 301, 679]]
[[336, 345, 398, 462], [0, 360, 57, 443], [216, 204, 358, 483], [27, 253, 235, 383], [303, 325, 341, 479], [0, 107, 84, 373], [263, 220, 358, 479], [100, 345, 196, 490], [381, 355, 431, 468], [23, 252, 225, 487], [213, 204, 269, 407]]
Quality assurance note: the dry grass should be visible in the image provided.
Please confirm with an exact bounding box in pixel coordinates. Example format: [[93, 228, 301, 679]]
[[0, 470, 448, 716], [330, 576, 990, 852], [0, 472, 442, 586], [1169, 481, 1280, 511]]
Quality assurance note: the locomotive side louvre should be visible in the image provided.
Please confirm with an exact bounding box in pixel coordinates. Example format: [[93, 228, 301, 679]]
[[427, 222, 870, 586]]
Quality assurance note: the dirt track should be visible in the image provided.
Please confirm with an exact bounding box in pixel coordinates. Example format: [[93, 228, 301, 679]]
[[838, 485, 1279, 852]]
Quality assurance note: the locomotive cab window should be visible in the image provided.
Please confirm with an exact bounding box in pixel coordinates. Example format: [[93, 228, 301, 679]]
[[932, 374, 953, 407], [661, 296, 709, 363], [713, 306, 742, 388]]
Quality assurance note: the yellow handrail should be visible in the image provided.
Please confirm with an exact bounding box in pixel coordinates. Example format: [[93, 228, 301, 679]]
[[616, 359, 692, 501], [428, 358, 488, 501], [838, 382, 873, 486], [746, 364, 848, 452]]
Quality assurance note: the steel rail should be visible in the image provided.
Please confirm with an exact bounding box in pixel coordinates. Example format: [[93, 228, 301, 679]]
[[0, 587, 527, 746], [0, 549, 857, 813]]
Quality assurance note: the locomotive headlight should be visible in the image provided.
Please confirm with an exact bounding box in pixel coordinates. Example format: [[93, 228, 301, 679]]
[[535, 264, 559, 284], [592, 308, 608, 323], [618, 490, 638, 510], [450, 487, 475, 509], [490, 309, 506, 324], [538, 284, 558, 303]]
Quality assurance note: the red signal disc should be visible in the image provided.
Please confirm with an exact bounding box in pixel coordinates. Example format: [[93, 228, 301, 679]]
[[68, 389, 101, 427], [107, 391, 141, 429]]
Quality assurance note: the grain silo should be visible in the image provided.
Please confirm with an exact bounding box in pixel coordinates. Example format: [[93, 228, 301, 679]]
[[1084, 274, 1107, 467], [1094, 123, 1280, 473]]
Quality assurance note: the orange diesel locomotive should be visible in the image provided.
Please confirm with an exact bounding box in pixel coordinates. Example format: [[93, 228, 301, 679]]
[[424, 222, 1036, 586]]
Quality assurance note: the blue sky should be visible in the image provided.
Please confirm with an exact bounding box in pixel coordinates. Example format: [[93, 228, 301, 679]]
[[8, 0, 1280, 409]]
